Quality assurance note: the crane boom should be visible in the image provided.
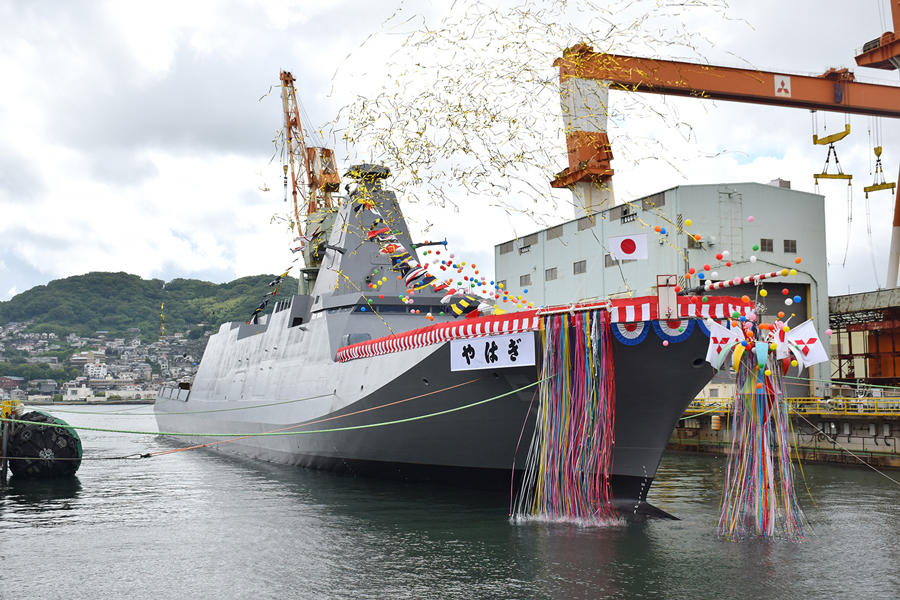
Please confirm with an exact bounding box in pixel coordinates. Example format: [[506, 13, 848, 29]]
[[553, 41, 900, 288], [554, 50, 900, 118]]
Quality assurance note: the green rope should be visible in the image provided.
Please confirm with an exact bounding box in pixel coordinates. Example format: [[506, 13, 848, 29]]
[[35, 392, 336, 417], [1, 378, 545, 438]]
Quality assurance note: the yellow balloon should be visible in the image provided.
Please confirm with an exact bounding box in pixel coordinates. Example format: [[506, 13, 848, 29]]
[[760, 289, 768, 297], [791, 359, 799, 367], [790, 269, 797, 276], [764, 369, 772, 376], [685, 218, 693, 227]]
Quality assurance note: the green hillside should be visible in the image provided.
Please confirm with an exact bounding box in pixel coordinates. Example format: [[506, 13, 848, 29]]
[[0, 272, 298, 338]]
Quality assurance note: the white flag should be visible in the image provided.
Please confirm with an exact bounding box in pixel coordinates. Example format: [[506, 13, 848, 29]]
[[609, 233, 648, 260], [704, 319, 743, 370], [785, 320, 828, 367]]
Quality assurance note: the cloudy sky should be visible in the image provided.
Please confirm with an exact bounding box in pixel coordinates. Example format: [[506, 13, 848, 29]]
[[1, 0, 898, 300]]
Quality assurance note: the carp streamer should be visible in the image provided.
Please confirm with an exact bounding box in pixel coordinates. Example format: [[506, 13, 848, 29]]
[[717, 350, 810, 541], [513, 309, 617, 523]]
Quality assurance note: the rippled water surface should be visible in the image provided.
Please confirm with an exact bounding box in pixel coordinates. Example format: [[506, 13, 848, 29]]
[[1, 406, 899, 599]]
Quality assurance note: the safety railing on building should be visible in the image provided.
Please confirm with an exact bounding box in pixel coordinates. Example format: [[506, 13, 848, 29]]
[[685, 397, 900, 417]]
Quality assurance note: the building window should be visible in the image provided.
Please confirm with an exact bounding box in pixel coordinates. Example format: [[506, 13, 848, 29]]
[[784, 239, 797, 253], [577, 215, 595, 230], [545, 267, 557, 281], [641, 192, 665, 210], [520, 274, 532, 286], [605, 254, 636, 267], [760, 238, 774, 252], [573, 260, 587, 275], [546, 225, 563, 240], [498, 241, 513, 254], [522, 233, 538, 247]]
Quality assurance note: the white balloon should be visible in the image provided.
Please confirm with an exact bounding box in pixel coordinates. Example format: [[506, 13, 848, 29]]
[[750, 255, 757, 263], [785, 298, 794, 306], [722, 250, 730, 257], [710, 271, 718, 278]]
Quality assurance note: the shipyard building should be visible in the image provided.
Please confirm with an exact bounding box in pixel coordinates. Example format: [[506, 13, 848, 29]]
[[494, 180, 830, 395]]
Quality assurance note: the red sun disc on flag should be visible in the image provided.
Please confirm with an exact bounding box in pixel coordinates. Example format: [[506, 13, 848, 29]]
[[620, 238, 637, 254]]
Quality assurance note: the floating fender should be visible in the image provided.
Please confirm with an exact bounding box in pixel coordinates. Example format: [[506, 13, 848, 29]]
[[7, 411, 82, 478]]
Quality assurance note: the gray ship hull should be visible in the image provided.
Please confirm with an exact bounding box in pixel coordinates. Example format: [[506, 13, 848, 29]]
[[156, 311, 713, 509]]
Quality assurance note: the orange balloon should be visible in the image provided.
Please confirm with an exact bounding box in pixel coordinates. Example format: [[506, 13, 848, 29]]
[[795, 257, 802, 264]]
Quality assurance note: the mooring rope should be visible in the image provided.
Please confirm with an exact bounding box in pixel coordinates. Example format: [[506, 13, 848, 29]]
[[0, 377, 542, 441], [34, 392, 337, 417]]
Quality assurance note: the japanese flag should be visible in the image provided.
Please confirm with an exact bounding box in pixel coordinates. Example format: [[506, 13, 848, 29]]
[[785, 320, 829, 367], [609, 233, 648, 260]]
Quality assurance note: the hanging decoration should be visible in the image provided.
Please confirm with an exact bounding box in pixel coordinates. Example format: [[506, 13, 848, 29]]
[[247, 267, 292, 324], [513, 309, 617, 523], [706, 313, 827, 541]]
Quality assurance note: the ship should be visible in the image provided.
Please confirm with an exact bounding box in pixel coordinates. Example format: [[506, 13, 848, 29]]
[[156, 162, 751, 516]]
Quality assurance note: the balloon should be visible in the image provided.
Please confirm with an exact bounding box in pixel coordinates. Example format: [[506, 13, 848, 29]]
[[685, 218, 693, 227], [660, 227, 667, 234], [782, 288, 789, 295], [793, 295, 801, 303], [741, 295, 750, 303], [825, 328, 833, 335], [654, 225, 661, 232], [674, 285, 682, 293], [726, 261, 732, 267], [688, 267, 696, 274], [790, 269, 797, 276], [716, 253, 723, 260], [795, 257, 802, 264], [723, 250, 730, 257], [785, 298, 793, 305], [710, 271, 718, 278], [760, 289, 768, 297], [752, 244, 759, 251], [748, 216, 755, 222], [703, 264, 711, 270], [791, 359, 799, 367], [662, 340, 669, 347], [698, 273, 705, 279], [750, 255, 757, 262]]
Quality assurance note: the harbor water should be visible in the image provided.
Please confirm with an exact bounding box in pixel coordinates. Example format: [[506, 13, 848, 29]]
[[1, 405, 898, 599]]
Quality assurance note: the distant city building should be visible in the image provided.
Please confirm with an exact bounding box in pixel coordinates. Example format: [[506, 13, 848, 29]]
[[0, 375, 25, 390], [84, 363, 108, 378]]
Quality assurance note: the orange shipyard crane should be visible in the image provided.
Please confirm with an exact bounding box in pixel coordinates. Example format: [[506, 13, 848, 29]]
[[551, 1, 900, 288], [279, 71, 341, 237]]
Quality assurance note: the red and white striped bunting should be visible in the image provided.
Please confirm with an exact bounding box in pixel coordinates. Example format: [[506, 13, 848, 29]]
[[335, 295, 750, 362]]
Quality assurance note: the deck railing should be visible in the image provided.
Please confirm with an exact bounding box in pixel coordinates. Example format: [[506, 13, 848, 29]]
[[685, 397, 900, 417]]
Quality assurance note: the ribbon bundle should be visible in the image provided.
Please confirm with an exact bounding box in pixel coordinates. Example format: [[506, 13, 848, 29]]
[[717, 349, 810, 541], [513, 310, 617, 522]]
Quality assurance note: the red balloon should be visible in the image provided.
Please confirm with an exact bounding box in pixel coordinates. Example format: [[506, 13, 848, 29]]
[[716, 253, 723, 260], [782, 288, 789, 295], [703, 264, 711, 271]]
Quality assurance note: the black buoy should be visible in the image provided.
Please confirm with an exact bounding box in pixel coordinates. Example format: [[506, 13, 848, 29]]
[[7, 411, 82, 478]]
